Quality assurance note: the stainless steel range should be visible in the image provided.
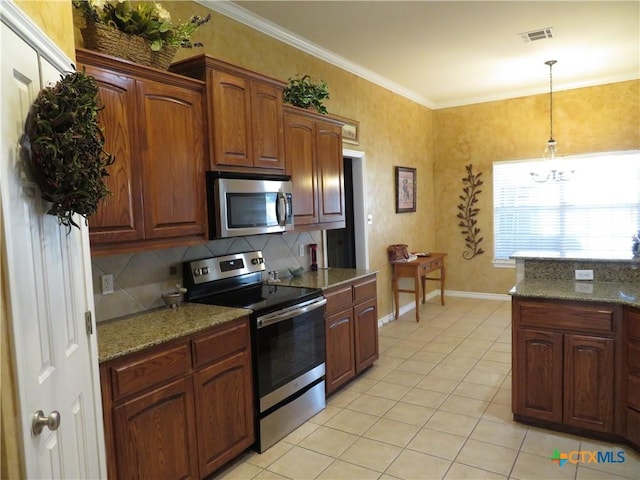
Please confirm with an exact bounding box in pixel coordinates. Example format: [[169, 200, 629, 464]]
[[183, 251, 327, 452]]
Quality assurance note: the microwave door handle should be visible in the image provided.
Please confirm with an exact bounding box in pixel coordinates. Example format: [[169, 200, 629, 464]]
[[275, 191, 286, 226]]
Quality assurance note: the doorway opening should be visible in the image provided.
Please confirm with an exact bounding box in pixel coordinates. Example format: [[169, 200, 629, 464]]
[[325, 149, 368, 269]]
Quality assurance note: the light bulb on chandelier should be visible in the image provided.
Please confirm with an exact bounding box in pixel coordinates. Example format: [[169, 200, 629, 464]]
[[530, 60, 574, 183]]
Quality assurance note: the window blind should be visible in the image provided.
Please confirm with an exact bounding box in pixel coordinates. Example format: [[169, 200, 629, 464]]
[[493, 151, 640, 260]]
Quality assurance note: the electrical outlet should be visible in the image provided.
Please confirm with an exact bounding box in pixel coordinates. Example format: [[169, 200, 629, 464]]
[[299, 244, 305, 257], [575, 269, 594, 281], [101, 274, 114, 295]]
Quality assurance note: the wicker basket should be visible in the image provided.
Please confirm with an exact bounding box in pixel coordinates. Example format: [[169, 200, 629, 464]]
[[81, 22, 178, 70]]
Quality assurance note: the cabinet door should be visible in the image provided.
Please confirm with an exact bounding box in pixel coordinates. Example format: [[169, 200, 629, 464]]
[[284, 113, 318, 225], [83, 65, 143, 244], [136, 80, 207, 240], [564, 334, 614, 432], [112, 377, 199, 480], [193, 350, 254, 476], [251, 82, 285, 170], [354, 297, 379, 373], [211, 71, 253, 167], [325, 308, 356, 395], [316, 122, 345, 226], [514, 329, 563, 422]]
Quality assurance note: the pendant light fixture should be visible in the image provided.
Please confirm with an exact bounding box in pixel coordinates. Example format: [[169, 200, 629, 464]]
[[531, 60, 574, 183]]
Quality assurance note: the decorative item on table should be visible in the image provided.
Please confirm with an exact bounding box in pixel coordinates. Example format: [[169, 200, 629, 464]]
[[283, 75, 330, 114], [289, 266, 304, 278], [632, 230, 640, 257], [387, 244, 416, 262], [161, 285, 187, 308], [20, 70, 114, 230], [73, 0, 211, 70]]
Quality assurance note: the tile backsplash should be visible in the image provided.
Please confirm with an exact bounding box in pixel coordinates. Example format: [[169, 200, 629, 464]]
[[91, 231, 323, 322]]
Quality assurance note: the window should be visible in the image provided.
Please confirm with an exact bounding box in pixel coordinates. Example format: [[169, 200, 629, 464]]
[[493, 151, 640, 261]]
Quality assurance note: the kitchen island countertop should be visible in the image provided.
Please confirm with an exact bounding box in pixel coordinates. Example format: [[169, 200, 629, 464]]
[[510, 278, 639, 307], [97, 303, 251, 363], [267, 267, 378, 290]]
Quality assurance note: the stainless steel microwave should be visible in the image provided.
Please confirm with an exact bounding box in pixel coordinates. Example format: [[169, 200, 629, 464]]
[[206, 172, 294, 239]]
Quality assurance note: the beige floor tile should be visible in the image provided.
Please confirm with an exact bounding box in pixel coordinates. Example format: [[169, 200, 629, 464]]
[[379, 336, 400, 352], [473, 359, 512, 375], [327, 388, 360, 408], [576, 465, 635, 480], [510, 450, 577, 479], [308, 404, 342, 425], [298, 425, 359, 457], [316, 459, 380, 480], [481, 403, 514, 424], [455, 439, 518, 476], [481, 350, 512, 364], [383, 401, 436, 426], [401, 387, 448, 408], [417, 374, 460, 394], [423, 342, 457, 354], [439, 395, 489, 418], [431, 365, 471, 381], [453, 382, 498, 401], [577, 439, 639, 479], [346, 393, 396, 416], [449, 347, 486, 360], [425, 410, 479, 437], [362, 364, 397, 381], [375, 355, 406, 369], [245, 441, 294, 469], [444, 462, 508, 479], [520, 427, 581, 458], [281, 421, 319, 444], [324, 409, 379, 435], [363, 417, 420, 447], [491, 388, 512, 406], [407, 427, 467, 460], [339, 437, 402, 472], [217, 459, 264, 479], [266, 446, 333, 479], [397, 359, 437, 375], [385, 449, 452, 479], [366, 380, 412, 400], [382, 368, 426, 387], [411, 350, 447, 364], [253, 469, 289, 479], [469, 419, 527, 450], [346, 377, 378, 393], [459, 338, 494, 350], [464, 370, 505, 387], [489, 342, 511, 354]]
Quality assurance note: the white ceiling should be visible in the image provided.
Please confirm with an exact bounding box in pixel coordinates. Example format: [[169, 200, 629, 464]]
[[201, 1, 640, 109]]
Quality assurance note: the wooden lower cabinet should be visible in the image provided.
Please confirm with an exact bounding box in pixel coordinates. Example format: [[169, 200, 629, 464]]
[[100, 317, 254, 479], [625, 307, 640, 450], [512, 298, 620, 436], [324, 274, 378, 395]]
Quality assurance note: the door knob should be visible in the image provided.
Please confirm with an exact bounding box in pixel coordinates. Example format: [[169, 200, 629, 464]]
[[32, 410, 61, 435]]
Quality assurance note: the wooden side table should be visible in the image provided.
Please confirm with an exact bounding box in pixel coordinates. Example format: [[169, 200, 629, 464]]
[[391, 253, 446, 322]]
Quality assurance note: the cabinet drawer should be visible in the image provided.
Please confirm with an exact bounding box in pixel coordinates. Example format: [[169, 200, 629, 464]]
[[192, 318, 249, 369], [354, 277, 376, 304], [110, 342, 191, 401], [325, 285, 353, 315], [629, 341, 640, 371], [628, 309, 640, 339], [516, 300, 616, 333], [628, 374, 640, 410]]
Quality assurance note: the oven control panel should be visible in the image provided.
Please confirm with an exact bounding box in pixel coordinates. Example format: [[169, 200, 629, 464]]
[[186, 251, 265, 285]]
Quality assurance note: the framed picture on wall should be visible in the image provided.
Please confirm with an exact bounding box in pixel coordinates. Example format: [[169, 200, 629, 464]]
[[395, 166, 416, 213]]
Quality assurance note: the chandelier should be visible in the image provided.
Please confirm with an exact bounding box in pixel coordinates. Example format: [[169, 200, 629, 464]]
[[530, 60, 574, 183]]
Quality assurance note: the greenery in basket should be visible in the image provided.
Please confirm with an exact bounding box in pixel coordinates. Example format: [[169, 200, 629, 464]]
[[20, 70, 115, 230], [283, 75, 330, 114], [73, 0, 211, 51]]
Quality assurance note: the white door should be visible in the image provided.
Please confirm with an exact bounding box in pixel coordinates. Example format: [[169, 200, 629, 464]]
[[1, 19, 106, 479]]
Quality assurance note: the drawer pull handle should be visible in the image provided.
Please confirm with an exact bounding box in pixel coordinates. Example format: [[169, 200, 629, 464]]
[[330, 318, 351, 328]]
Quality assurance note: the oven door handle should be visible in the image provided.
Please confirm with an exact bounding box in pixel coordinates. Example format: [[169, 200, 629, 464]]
[[257, 297, 327, 328]]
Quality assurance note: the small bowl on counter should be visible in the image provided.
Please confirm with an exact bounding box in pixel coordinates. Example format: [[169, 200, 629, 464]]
[[288, 267, 305, 277], [161, 286, 187, 308]]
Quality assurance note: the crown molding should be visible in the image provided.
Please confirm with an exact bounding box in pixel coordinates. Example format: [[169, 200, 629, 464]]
[[197, 0, 435, 109]]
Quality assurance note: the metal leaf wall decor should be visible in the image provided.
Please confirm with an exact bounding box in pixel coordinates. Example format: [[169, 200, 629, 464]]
[[457, 164, 485, 260]]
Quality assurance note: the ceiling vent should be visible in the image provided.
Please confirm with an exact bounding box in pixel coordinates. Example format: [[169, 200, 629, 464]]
[[519, 27, 554, 42]]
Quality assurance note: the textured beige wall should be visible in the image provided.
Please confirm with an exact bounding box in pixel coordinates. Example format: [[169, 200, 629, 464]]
[[15, 0, 76, 59], [434, 80, 640, 295]]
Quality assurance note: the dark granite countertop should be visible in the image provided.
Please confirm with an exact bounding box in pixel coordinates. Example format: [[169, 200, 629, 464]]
[[97, 303, 251, 363], [266, 267, 378, 290], [510, 279, 639, 307]]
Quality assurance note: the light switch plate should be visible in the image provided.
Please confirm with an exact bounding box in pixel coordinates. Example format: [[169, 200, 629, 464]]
[[575, 269, 594, 281], [101, 274, 114, 295], [299, 244, 305, 256]]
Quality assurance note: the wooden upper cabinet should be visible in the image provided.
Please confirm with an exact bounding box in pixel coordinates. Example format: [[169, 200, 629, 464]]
[[170, 55, 286, 173], [77, 49, 208, 255], [136, 80, 206, 240], [283, 106, 346, 232]]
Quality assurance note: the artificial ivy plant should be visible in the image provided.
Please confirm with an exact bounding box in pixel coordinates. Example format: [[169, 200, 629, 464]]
[[283, 75, 330, 114], [21, 69, 114, 230]]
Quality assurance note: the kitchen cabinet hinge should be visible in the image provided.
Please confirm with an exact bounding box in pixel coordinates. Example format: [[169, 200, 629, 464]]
[[85, 311, 93, 335]]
